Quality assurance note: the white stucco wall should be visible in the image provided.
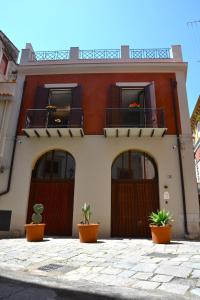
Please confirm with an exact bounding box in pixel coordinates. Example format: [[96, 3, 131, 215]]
[[0, 75, 25, 193], [0, 134, 199, 238], [0, 40, 20, 192], [175, 71, 200, 236]]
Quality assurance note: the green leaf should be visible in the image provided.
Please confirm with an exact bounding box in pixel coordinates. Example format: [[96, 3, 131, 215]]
[[149, 209, 173, 226], [81, 203, 92, 224]]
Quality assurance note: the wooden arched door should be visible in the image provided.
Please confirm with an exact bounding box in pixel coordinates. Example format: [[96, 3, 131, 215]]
[[111, 150, 159, 237], [27, 150, 75, 236]]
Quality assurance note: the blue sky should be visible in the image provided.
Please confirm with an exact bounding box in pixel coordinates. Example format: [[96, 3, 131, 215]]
[[1, 0, 200, 114]]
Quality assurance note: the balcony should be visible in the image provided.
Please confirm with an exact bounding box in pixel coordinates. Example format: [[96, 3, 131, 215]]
[[22, 108, 84, 138], [0, 75, 17, 100], [104, 108, 167, 137]]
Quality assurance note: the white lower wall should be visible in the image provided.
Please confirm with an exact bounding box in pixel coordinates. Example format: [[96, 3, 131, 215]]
[[0, 134, 199, 238]]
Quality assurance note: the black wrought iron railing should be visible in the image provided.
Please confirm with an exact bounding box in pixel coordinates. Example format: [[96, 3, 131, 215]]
[[79, 49, 121, 59], [31, 48, 171, 61], [32, 50, 70, 61], [105, 108, 165, 128], [25, 108, 83, 128], [130, 48, 170, 59]]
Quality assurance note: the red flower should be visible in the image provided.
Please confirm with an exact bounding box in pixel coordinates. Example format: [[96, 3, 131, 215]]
[[129, 102, 140, 108]]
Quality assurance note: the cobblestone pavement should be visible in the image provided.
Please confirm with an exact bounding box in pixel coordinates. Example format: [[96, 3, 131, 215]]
[[0, 238, 200, 299]]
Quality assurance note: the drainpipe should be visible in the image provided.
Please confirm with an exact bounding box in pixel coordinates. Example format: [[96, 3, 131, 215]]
[[0, 80, 26, 196], [170, 79, 189, 235]]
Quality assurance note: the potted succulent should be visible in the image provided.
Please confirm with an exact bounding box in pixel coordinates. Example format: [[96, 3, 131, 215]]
[[24, 204, 46, 242], [149, 209, 173, 244], [77, 203, 100, 243]]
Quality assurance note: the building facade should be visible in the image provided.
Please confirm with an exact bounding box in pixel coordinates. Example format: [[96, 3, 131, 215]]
[[0, 44, 199, 238], [0, 32, 21, 199], [191, 96, 200, 195]]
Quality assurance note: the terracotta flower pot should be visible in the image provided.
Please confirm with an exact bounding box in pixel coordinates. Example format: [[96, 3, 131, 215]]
[[24, 224, 46, 242], [150, 225, 172, 244], [77, 223, 100, 243]]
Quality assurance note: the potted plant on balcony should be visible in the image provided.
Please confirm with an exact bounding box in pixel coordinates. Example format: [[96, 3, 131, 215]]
[[45, 105, 57, 112], [77, 203, 100, 243], [24, 204, 46, 242], [129, 102, 140, 109], [149, 209, 173, 244]]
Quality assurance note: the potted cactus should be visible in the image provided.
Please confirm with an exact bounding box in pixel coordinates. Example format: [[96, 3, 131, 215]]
[[77, 203, 100, 243], [25, 204, 45, 242], [149, 209, 173, 244]]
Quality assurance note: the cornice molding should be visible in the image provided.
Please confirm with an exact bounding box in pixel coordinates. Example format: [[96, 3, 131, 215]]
[[18, 61, 187, 76]]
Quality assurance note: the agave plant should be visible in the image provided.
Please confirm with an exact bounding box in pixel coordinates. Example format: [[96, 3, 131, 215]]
[[149, 209, 173, 227], [81, 203, 92, 224]]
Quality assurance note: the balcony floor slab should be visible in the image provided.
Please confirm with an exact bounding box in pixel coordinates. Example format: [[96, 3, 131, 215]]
[[104, 127, 167, 137], [22, 128, 84, 138]]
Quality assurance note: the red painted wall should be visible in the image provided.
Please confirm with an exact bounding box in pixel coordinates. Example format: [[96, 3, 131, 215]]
[[18, 73, 181, 135]]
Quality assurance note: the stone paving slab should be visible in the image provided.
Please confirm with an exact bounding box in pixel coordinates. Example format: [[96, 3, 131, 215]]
[[159, 282, 190, 295], [192, 270, 200, 278], [151, 274, 173, 282], [0, 238, 199, 299], [155, 264, 192, 278]]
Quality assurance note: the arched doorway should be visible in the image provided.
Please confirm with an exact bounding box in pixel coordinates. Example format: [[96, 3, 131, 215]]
[[111, 150, 159, 237], [27, 150, 75, 235]]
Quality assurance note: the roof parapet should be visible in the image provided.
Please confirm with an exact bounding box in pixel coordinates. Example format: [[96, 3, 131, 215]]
[[171, 45, 183, 62], [20, 44, 183, 64]]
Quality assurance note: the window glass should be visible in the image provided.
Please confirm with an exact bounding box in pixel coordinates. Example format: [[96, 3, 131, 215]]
[[49, 89, 72, 109], [131, 152, 143, 179], [47, 89, 73, 127], [33, 150, 75, 180], [36, 151, 52, 179], [51, 150, 67, 179], [121, 88, 145, 127], [112, 151, 131, 179], [121, 88, 145, 108], [112, 151, 156, 180], [144, 156, 155, 178]]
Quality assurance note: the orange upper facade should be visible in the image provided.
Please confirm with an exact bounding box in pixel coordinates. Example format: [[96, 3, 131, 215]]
[[18, 72, 181, 135], [18, 45, 184, 136]]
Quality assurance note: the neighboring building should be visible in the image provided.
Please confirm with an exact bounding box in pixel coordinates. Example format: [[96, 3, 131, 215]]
[[191, 96, 200, 194], [0, 43, 199, 238], [0, 32, 22, 200]]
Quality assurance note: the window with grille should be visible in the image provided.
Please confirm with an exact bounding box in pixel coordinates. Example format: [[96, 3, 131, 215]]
[[32, 150, 75, 180], [112, 151, 157, 180]]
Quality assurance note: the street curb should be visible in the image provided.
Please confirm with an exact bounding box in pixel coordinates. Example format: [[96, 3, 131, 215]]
[[0, 267, 193, 300]]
